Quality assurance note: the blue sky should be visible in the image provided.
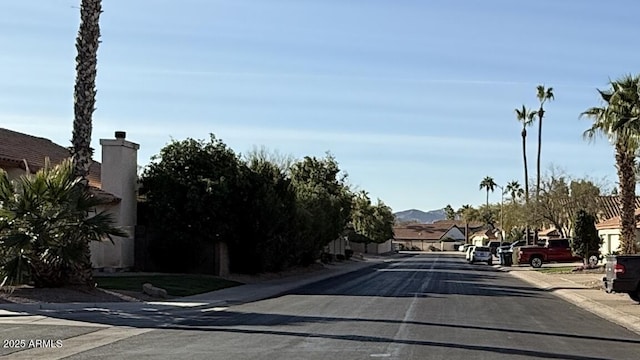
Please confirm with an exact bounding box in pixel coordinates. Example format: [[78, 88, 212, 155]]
[[1, 0, 639, 212]]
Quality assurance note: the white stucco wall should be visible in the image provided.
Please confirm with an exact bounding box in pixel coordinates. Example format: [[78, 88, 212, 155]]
[[325, 237, 347, 255], [597, 228, 640, 255], [471, 236, 487, 246], [350, 239, 393, 254]]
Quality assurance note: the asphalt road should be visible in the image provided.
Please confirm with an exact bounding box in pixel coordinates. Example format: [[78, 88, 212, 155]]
[[3, 253, 640, 359]]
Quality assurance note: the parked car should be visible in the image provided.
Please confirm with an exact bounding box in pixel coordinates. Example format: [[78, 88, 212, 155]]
[[518, 238, 589, 268], [469, 246, 492, 265], [465, 245, 475, 262], [487, 241, 501, 256], [495, 241, 512, 254], [603, 255, 640, 302], [459, 244, 473, 253]]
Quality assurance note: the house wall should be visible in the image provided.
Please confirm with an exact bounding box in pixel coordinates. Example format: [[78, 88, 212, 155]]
[[597, 228, 640, 255], [349, 239, 393, 255], [90, 204, 135, 269], [395, 239, 439, 251], [325, 237, 347, 256], [4, 167, 25, 179], [471, 236, 487, 247]]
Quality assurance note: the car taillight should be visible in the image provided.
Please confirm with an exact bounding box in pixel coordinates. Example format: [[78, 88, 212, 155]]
[[614, 263, 625, 275]]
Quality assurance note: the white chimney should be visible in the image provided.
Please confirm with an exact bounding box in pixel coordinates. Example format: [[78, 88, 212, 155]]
[[99, 131, 139, 233]]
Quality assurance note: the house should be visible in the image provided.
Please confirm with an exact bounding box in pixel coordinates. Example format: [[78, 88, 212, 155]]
[[469, 228, 502, 246], [0, 128, 139, 270], [596, 209, 640, 255], [393, 223, 465, 251], [538, 228, 561, 240]]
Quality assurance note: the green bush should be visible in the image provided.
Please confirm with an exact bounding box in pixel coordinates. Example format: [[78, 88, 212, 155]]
[[0, 158, 125, 287]]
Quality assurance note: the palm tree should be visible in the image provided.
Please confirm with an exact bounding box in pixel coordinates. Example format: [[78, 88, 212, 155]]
[[457, 204, 473, 244], [582, 75, 640, 254], [515, 105, 537, 244], [479, 176, 497, 207], [70, 0, 103, 286], [505, 180, 524, 202], [0, 159, 125, 287], [535, 85, 554, 204], [514, 105, 537, 202]]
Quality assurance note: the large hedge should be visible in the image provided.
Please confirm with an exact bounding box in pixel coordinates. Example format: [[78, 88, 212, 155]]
[[140, 136, 363, 274]]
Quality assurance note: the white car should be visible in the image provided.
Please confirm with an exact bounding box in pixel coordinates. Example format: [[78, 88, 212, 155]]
[[465, 245, 475, 261], [470, 246, 492, 265], [459, 244, 473, 253]]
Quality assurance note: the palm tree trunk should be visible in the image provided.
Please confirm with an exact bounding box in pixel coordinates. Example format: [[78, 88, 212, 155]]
[[616, 141, 638, 254], [522, 128, 530, 244], [486, 190, 489, 207], [535, 112, 543, 245], [536, 116, 542, 203], [71, 0, 102, 287]]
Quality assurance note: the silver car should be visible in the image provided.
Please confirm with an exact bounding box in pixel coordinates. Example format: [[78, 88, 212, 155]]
[[470, 246, 492, 265]]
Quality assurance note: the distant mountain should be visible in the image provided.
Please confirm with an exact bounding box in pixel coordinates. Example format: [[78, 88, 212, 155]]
[[394, 208, 447, 224]]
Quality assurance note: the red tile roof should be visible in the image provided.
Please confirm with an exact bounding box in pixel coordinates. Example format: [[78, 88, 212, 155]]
[[596, 196, 640, 223], [595, 208, 640, 230], [0, 128, 118, 203], [393, 223, 461, 241], [0, 128, 102, 187]]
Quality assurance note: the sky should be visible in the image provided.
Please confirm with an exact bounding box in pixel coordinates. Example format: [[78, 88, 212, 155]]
[[1, 0, 639, 213]]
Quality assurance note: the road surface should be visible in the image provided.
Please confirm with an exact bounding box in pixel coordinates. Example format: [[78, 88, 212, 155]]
[[2, 253, 639, 359]]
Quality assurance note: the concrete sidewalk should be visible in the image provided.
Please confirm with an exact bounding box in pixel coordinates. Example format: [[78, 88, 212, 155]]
[[501, 264, 640, 336]]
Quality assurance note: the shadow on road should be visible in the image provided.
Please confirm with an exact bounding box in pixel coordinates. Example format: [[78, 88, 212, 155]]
[[160, 324, 629, 360]]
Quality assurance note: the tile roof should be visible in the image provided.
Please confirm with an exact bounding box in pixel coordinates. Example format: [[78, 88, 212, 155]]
[[539, 228, 560, 236], [595, 196, 640, 223], [469, 229, 499, 240], [393, 223, 460, 241], [0, 128, 102, 187], [432, 219, 484, 228], [595, 208, 640, 230]]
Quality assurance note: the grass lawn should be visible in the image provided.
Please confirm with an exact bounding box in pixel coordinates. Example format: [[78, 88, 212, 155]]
[[95, 274, 242, 297]]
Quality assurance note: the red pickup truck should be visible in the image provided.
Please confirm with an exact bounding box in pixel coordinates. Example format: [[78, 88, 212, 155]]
[[518, 238, 584, 268]]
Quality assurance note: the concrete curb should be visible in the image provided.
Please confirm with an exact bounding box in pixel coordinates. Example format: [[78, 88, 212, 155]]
[[503, 266, 640, 336]]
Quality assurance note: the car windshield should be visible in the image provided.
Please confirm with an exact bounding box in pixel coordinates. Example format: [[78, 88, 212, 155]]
[[475, 247, 490, 252]]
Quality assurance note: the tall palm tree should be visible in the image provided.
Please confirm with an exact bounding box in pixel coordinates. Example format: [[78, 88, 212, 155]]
[[514, 105, 537, 202], [582, 75, 640, 254], [505, 180, 524, 202], [70, 0, 103, 286], [535, 85, 554, 204], [479, 176, 497, 207], [515, 105, 537, 244], [457, 204, 473, 244]]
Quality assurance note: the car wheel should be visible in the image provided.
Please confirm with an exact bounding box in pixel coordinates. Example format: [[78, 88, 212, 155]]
[[530, 256, 543, 268], [588, 255, 599, 267], [487, 259, 492, 266], [629, 289, 640, 303]]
